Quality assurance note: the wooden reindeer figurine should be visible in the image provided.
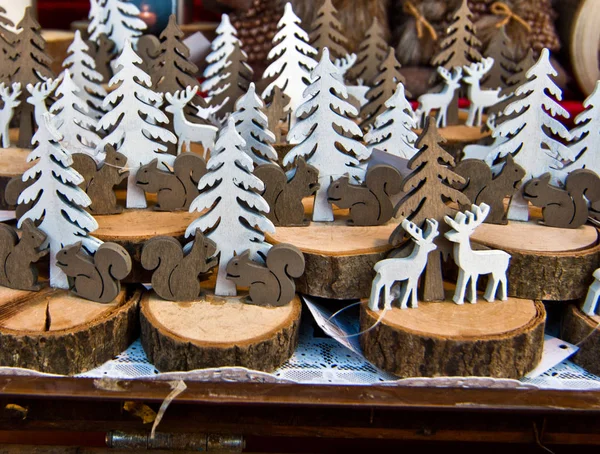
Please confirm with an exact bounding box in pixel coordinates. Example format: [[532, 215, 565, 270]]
[[462, 58, 506, 127], [369, 219, 439, 311], [0, 83, 21, 148], [226, 243, 305, 307], [444, 203, 511, 305], [26, 79, 60, 129], [0, 219, 48, 291], [415, 67, 462, 128], [164, 87, 218, 157], [582, 268, 600, 316]]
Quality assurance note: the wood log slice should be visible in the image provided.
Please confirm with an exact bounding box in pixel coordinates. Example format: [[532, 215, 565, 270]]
[[360, 294, 546, 378], [95, 209, 197, 283], [140, 291, 301, 372], [0, 286, 141, 375], [562, 304, 600, 376], [471, 221, 599, 301]]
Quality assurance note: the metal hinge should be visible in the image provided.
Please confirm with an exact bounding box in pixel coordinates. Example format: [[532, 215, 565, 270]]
[[106, 431, 245, 452]]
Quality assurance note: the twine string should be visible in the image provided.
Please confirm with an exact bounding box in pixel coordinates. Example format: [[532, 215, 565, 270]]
[[325, 301, 389, 340], [491, 1, 532, 32], [404, 0, 438, 41]]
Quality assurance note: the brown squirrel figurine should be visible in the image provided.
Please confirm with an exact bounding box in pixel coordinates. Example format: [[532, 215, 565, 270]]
[[5, 176, 36, 220], [72, 145, 130, 215], [454, 155, 526, 225], [254, 157, 320, 226], [226, 243, 305, 307], [327, 165, 402, 226], [136, 153, 207, 212], [141, 230, 218, 301], [56, 242, 132, 303], [523, 169, 600, 229], [0, 219, 48, 291]]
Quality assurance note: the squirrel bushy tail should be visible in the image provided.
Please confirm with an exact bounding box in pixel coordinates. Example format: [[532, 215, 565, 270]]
[[365, 165, 403, 222], [141, 237, 184, 300], [93, 243, 132, 302], [174, 153, 207, 184], [0, 225, 17, 285], [566, 169, 600, 226], [266, 244, 305, 305]]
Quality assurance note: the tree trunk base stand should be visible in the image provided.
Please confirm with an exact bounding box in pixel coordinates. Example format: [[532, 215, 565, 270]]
[[95, 209, 198, 283], [471, 220, 599, 301], [360, 295, 545, 378], [267, 219, 396, 300], [0, 286, 141, 375], [562, 304, 600, 376], [0, 131, 34, 210], [140, 291, 301, 372]]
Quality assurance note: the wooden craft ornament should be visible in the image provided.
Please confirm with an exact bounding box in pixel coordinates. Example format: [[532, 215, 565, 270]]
[[328, 165, 403, 226], [5, 177, 35, 220], [309, 0, 350, 61], [346, 17, 387, 85], [136, 153, 207, 212], [91, 34, 115, 83], [0, 219, 48, 291], [415, 67, 462, 128], [522, 170, 600, 229], [568, 81, 600, 175], [369, 218, 439, 311], [254, 158, 319, 227], [482, 27, 515, 91], [463, 58, 506, 127], [0, 83, 21, 148], [265, 86, 291, 144], [26, 79, 60, 130], [87, 0, 147, 52], [137, 34, 160, 75], [141, 231, 218, 302], [57, 242, 132, 303], [582, 269, 600, 316], [444, 203, 511, 305], [226, 243, 305, 307]]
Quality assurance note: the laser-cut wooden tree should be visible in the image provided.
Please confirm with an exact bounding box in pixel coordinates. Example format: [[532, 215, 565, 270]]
[[63, 30, 107, 120], [201, 14, 241, 95], [0, 6, 16, 85], [285, 48, 370, 222], [360, 47, 408, 131], [98, 40, 177, 209], [88, 0, 147, 52], [390, 116, 470, 301], [309, 0, 349, 61], [365, 82, 418, 159], [92, 33, 115, 83], [482, 27, 515, 90], [11, 7, 54, 148], [566, 81, 600, 175], [186, 116, 275, 297], [265, 86, 291, 144], [346, 18, 387, 86]]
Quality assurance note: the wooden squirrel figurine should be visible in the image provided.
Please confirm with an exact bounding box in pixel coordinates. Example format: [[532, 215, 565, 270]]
[[523, 169, 600, 228], [254, 158, 320, 226], [72, 145, 130, 215], [5, 176, 35, 220], [56, 242, 132, 303], [226, 243, 305, 307], [327, 165, 403, 226], [0, 219, 48, 291], [141, 230, 218, 301], [454, 155, 526, 224], [136, 153, 207, 212]]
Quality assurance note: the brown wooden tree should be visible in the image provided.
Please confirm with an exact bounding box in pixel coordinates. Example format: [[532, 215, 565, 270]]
[[390, 116, 470, 302], [11, 8, 54, 148], [90, 33, 115, 83], [265, 86, 291, 144], [309, 0, 349, 61], [360, 47, 408, 131], [482, 27, 515, 90], [346, 17, 387, 86], [0, 6, 16, 85]]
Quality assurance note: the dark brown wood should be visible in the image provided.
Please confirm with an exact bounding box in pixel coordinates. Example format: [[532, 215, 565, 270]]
[[346, 18, 387, 85], [482, 26, 515, 90], [136, 34, 160, 76], [90, 34, 115, 83], [562, 303, 600, 376], [490, 49, 536, 120], [265, 86, 290, 144], [0, 7, 16, 85], [5, 176, 35, 219], [309, 0, 349, 60]]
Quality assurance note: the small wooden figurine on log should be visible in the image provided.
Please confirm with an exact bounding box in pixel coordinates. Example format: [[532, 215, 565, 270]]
[[265, 86, 291, 144], [308, 0, 350, 61], [87, 0, 147, 53], [346, 17, 387, 86], [26, 79, 59, 130], [415, 67, 462, 128], [0, 83, 21, 148], [5, 176, 35, 220], [462, 58, 506, 127]]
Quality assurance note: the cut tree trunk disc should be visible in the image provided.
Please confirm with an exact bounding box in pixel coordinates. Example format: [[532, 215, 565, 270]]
[[360, 294, 545, 378], [0, 286, 141, 375], [562, 304, 600, 375], [95, 209, 198, 283], [471, 220, 599, 301], [140, 291, 301, 372], [0, 133, 33, 210]]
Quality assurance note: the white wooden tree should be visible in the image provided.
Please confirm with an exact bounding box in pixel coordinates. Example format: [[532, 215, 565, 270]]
[[87, 0, 105, 43], [365, 83, 418, 159], [88, 0, 147, 52], [98, 40, 177, 208], [567, 81, 600, 174], [231, 82, 277, 166], [201, 14, 240, 95], [18, 114, 102, 289], [63, 30, 107, 120], [262, 2, 318, 126], [285, 48, 370, 222], [186, 116, 275, 297], [50, 70, 102, 159], [485, 48, 573, 221]]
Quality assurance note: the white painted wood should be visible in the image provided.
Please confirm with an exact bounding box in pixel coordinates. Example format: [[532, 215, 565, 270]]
[[262, 2, 318, 126], [164, 86, 218, 157], [63, 30, 107, 120], [193, 99, 225, 126], [369, 219, 439, 311], [285, 48, 370, 222], [231, 83, 278, 166], [364, 83, 418, 159], [334, 53, 357, 77], [486, 48, 573, 221], [201, 14, 241, 94], [444, 203, 511, 305], [415, 67, 463, 128], [87, 0, 105, 42], [567, 80, 600, 174], [462, 116, 508, 160], [18, 113, 102, 289], [26, 78, 60, 132], [186, 116, 275, 297], [98, 40, 177, 209], [0, 83, 21, 148], [89, 0, 147, 51], [582, 268, 600, 316], [463, 57, 506, 127]]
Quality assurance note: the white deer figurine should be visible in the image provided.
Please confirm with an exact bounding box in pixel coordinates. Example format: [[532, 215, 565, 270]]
[[0, 83, 21, 148], [369, 218, 439, 311], [334, 53, 357, 77], [462, 58, 506, 127], [26, 79, 60, 129], [444, 203, 511, 305], [581, 269, 600, 316], [165, 86, 218, 157], [416, 67, 462, 128]]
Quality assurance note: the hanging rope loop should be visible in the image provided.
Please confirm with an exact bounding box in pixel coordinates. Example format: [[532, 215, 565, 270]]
[[404, 0, 438, 41], [491, 1, 532, 32]]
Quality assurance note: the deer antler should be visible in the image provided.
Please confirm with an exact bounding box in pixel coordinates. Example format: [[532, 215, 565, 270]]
[[401, 219, 424, 242], [423, 219, 439, 241]]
